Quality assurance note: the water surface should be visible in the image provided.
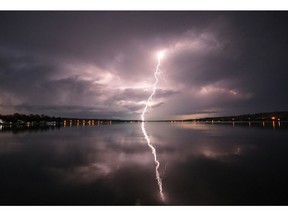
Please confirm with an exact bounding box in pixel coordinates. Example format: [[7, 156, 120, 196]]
[[0, 122, 288, 205]]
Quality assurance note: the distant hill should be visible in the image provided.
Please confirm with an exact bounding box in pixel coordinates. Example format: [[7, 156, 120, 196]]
[[185, 111, 288, 122]]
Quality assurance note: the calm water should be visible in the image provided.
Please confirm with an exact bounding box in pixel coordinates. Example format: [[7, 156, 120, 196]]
[[0, 122, 288, 205]]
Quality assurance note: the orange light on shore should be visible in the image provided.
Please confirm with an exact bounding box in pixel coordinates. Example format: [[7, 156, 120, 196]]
[[271, 117, 276, 120]]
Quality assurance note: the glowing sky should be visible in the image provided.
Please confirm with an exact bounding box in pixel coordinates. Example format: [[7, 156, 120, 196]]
[[0, 11, 288, 120]]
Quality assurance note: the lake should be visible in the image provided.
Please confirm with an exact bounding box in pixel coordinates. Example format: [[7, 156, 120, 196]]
[[0, 121, 288, 205]]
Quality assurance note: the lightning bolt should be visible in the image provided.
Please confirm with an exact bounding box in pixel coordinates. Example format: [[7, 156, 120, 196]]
[[141, 51, 165, 202], [141, 52, 162, 121]]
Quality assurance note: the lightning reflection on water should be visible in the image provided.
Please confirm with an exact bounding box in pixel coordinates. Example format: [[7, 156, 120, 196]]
[[141, 122, 165, 201]]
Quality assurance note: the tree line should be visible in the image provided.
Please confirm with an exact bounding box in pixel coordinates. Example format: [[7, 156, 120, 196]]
[[0, 113, 62, 123]]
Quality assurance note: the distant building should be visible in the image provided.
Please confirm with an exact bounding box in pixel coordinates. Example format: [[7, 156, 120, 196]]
[[16, 120, 25, 125]]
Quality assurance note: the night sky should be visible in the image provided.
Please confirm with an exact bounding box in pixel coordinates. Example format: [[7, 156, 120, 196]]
[[0, 11, 288, 120]]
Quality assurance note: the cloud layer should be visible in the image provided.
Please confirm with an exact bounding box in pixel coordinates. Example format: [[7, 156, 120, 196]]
[[0, 12, 288, 119]]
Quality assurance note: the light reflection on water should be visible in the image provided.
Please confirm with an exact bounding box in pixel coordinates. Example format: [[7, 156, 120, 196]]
[[0, 122, 288, 205], [141, 121, 165, 202]]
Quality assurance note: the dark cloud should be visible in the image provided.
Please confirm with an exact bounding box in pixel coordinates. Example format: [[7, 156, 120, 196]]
[[0, 11, 288, 119]]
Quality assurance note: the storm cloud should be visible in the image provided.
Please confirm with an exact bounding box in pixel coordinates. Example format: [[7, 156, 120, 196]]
[[0, 11, 288, 119]]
